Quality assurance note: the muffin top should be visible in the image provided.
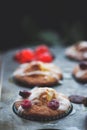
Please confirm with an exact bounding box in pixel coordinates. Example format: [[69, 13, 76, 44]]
[[13, 61, 62, 83], [16, 87, 71, 112], [65, 41, 87, 61]]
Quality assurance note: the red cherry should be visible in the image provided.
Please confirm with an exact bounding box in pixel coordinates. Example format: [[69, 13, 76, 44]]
[[14, 49, 35, 63], [19, 90, 31, 98], [47, 99, 59, 110], [20, 49, 34, 61], [36, 52, 53, 63], [21, 100, 32, 109], [35, 45, 49, 55]]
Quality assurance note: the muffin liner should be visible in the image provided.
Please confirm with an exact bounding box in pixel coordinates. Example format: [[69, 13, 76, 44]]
[[12, 103, 73, 122]]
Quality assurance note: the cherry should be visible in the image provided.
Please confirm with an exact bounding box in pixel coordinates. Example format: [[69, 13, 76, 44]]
[[35, 45, 49, 55], [79, 61, 87, 70], [14, 49, 35, 63], [47, 99, 59, 110], [21, 100, 32, 109], [36, 52, 53, 63], [19, 90, 31, 98], [14, 45, 55, 63]]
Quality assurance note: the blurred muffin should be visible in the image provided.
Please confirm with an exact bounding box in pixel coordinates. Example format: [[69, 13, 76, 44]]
[[12, 87, 72, 121], [12, 61, 63, 87], [65, 41, 87, 61], [72, 61, 87, 83]]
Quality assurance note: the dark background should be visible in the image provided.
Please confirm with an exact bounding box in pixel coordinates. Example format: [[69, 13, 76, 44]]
[[1, 1, 87, 51]]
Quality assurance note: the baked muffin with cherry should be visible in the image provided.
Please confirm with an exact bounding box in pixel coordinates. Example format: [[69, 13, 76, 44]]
[[65, 41, 87, 61], [12, 61, 63, 87], [12, 87, 72, 121], [72, 61, 87, 83]]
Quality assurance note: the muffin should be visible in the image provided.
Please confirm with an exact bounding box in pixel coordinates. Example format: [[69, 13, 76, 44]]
[[12, 61, 63, 87], [12, 87, 72, 121], [72, 61, 87, 83], [65, 41, 87, 61]]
